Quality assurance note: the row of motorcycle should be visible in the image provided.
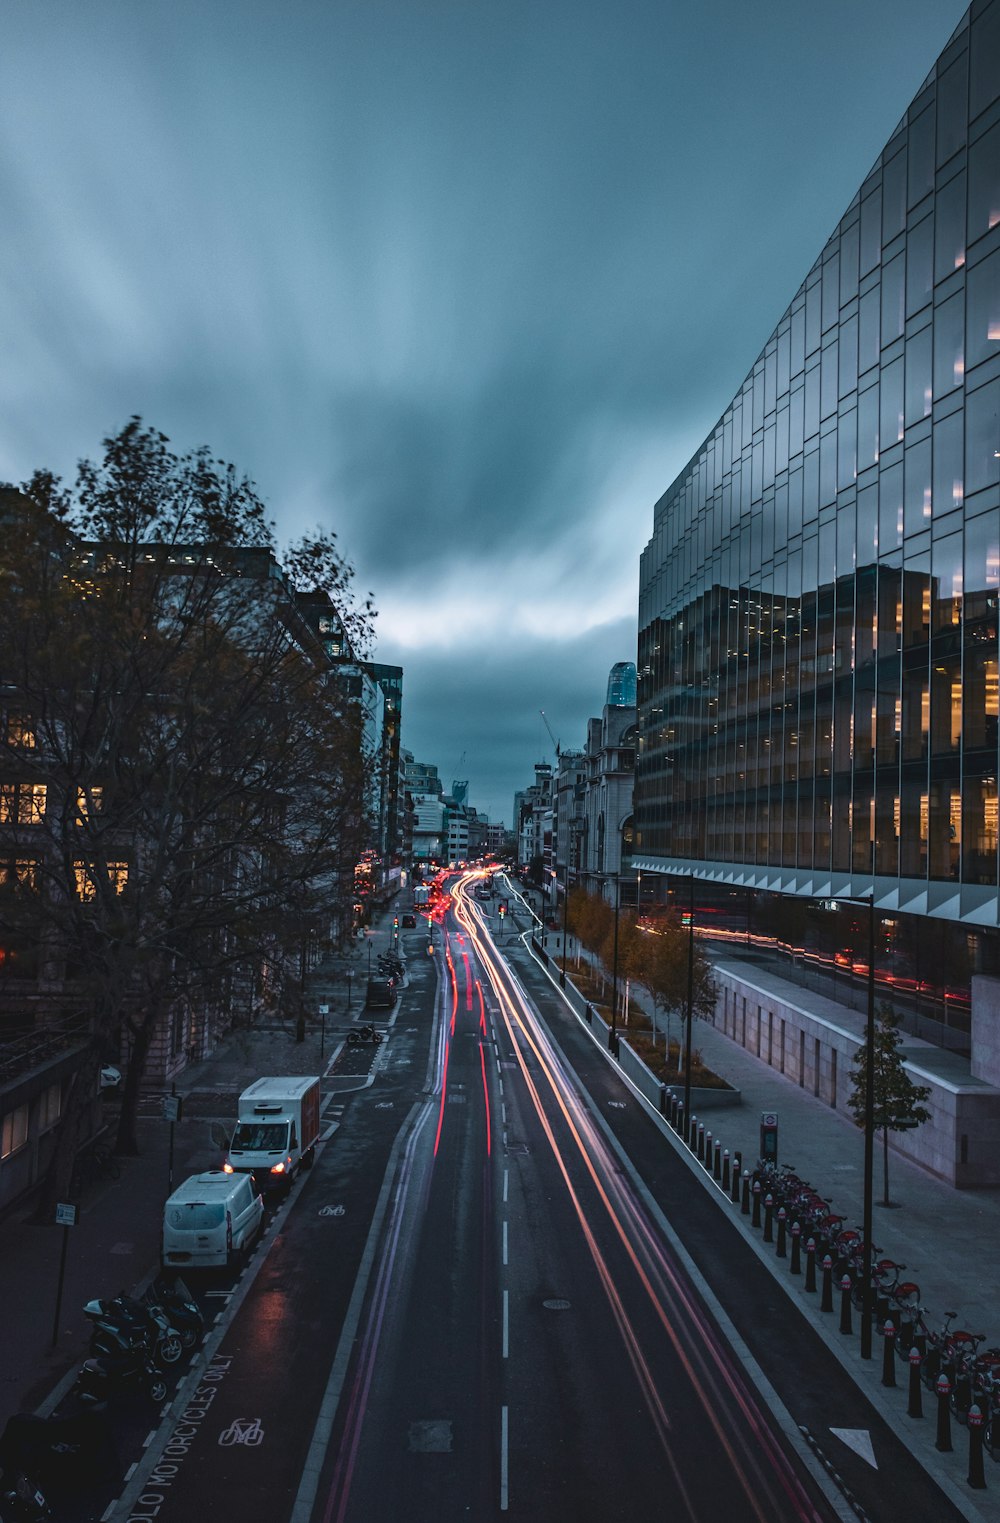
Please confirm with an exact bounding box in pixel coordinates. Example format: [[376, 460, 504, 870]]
[[0, 1277, 204, 1520]]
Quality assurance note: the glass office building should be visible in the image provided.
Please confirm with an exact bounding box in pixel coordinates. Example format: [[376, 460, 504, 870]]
[[636, 2, 1000, 1045]]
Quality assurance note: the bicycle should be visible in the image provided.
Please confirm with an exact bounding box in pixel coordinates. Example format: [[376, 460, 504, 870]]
[[70, 1141, 121, 1195]]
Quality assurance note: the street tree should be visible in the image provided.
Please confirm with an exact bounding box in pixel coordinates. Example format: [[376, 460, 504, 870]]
[[0, 420, 375, 1216], [630, 913, 716, 1052], [847, 1000, 931, 1207]]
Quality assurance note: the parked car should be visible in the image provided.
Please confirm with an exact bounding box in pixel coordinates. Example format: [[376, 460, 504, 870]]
[[365, 978, 397, 1010], [401, 913, 417, 928]]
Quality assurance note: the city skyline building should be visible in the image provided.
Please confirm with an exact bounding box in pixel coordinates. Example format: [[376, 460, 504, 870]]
[[634, 0, 1000, 1182]]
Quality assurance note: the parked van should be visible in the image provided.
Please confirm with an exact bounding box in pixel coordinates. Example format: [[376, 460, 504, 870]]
[[161, 1170, 264, 1270]]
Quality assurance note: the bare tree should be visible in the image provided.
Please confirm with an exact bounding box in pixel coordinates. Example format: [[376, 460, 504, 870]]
[[0, 421, 375, 1217]]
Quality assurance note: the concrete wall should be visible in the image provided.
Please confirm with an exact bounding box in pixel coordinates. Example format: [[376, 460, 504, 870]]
[[713, 965, 1000, 1188]]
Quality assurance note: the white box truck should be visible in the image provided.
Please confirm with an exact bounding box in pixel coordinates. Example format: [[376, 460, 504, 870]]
[[224, 1076, 321, 1191]]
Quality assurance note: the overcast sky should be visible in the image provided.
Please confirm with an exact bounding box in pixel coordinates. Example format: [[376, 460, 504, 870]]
[[0, 0, 967, 824]]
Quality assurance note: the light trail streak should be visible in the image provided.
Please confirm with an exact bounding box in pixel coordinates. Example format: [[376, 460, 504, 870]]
[[452, 875, 825, 1523]]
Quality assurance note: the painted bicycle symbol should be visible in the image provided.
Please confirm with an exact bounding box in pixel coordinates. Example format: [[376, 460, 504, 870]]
[[218, 1418, 264, 1447], [319, 1204, 346, 1217]]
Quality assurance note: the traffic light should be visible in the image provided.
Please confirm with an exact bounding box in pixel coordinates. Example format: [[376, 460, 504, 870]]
[[498, 902, 507, 918]]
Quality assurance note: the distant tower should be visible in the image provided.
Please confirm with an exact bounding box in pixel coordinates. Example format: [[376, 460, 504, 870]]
[[606, 661, 636, 707], [452, 779, 469, 804]]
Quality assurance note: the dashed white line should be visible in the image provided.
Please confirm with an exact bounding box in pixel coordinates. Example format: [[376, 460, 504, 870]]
[[500, 1404, 509, 1509], [501, 1102, 507, 1125], [502, 1219, 508, 1264], [503, 1167, 508, 1203], [502, 1287, 509, 1357]]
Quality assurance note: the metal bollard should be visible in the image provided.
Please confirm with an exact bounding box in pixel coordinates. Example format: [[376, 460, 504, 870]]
[[733, 1150, 742, 1183], [775, 1206, 787, 1257], [739, 1170, 750, 1210], [935, 1375, 953, 1452], [731, 1163, 742, 1205], [839, 1275, 853, 1335], [703, 1129, 712, 1168], [820, 1255, 833, 1313], [763, 1193, 774, 1243], [790, 1221, 801, 1275], [881, 1322, 896, 1387], [721, 1149, 730, 1192], [907, 1347, 923, 1419], [676, 1101, 685, 1138], [697, 1123, 706, 1161], [712, 1140, 722, 1181], [751, 1178, 762, 1227], [804, 1235, 816, 1290], [658, 1083, 668, 1119], [690, 1114, 699, 1151], [967, 1404, 987, 1489]]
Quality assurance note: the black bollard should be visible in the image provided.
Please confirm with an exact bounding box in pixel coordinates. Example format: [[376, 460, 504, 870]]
[[704, 1129, 712, 1168], [733, 1150, 742, 1183], [697, 1123, 706, 1162], [751, 1178, 762, 1227], [804, 1236, 816, 1290], [775, 1207, 787, 1258], [676, 1101, 685, 1138], [763, 1193, 774, 1243], [881, 1322, 896, 1387], [713, 1140, 722, 1181], [967, 1405, 986, 1489], [935, 1375, 953, 1452], [820, 1255, 833, 1312], [839, 1275, 853, 1335], [690, 1114, 699, 1151], [907, 1348, 923, 1418], [731, 1163, 742, 1205], [790, 1222, 801, 1275], [739, 1170, 750, 1210], [659, 1084, 668, 1118], [722, 1150, 730, 1192]]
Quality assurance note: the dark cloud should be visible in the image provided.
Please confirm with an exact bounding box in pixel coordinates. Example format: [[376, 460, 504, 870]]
[[0, 0, 967, 820]]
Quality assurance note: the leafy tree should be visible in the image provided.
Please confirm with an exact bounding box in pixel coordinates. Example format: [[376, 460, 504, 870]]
[[847, 1000, 931, 1206], [0, 420, 374, 1216], [630, 913, 716, 1049]]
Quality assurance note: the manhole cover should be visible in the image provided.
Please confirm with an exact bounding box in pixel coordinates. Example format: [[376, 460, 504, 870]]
[[542, 1298, 571, 1311]]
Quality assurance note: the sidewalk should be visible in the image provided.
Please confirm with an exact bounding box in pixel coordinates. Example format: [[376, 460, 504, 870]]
[[0, 901, 405, 1436]]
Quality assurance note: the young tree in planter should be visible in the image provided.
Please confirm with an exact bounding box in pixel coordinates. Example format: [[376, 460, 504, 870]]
[[847, 1001, 931, 1207], [630, 913, 717, 1058]]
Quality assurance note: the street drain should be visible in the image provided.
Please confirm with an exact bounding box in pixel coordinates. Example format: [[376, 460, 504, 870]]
[[542, 1298, 571, 1311]]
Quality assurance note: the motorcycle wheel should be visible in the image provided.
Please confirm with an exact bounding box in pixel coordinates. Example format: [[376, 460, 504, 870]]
[[148, 1373, 169, 1404], [157, 1334, 183, 1365], [179, 1325, 201, 1350]]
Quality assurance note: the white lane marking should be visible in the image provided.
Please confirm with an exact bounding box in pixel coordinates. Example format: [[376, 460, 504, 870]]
[[501, 1102, 507, 1125], [503, 1168, 508, 1203], [830, 1429, 877, 1468], [502, 1289, 509, 1358], [502, 1219, 508, 1264], [500, 1405, 509, 1509]]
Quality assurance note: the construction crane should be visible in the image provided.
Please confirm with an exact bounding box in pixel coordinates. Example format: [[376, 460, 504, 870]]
[[539, 710, 560, 761]]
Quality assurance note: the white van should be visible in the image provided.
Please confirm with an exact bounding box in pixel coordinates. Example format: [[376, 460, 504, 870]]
[[161, 1170, 265, 1270]]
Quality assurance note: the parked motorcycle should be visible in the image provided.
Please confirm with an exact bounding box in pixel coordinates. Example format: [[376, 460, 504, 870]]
[[0, 1409, 117, 1493], [0, 1467, 49, 1522], [347, 1024, 383, 1046], [145, 1276, 204, 1351], [84, 1294, 183, 1366], [70, 1349, 169, 1407]]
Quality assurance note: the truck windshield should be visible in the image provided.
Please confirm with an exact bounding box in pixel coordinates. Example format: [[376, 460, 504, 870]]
[[231, 1122, 288, 1151]]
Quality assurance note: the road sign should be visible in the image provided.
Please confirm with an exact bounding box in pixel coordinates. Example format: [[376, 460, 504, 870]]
[[318, 1003, 329, 1015], [55, 1202, 77, 1228], [163, 1095, 183, 1123]]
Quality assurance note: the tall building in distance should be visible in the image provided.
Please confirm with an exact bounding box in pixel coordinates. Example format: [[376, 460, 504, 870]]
[[635, 3, 1000, 1183]]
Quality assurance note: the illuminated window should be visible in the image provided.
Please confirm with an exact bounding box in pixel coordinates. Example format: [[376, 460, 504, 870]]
[[74, 860, 129, 900], [920, 794, 929, 843], [894, 796, 901, 837], [0, 784, 46, 823], [0, 858, 39, 891], [4, 714, 35, 749], [38, 1083, 61, 1131], [951, 680, 962, 749], [76, 787, 104, 820], [987, 661, 999, 719], [1, 1103, 28, 1159], [921, 689, 930, 736], [983, 789, 999, 852]]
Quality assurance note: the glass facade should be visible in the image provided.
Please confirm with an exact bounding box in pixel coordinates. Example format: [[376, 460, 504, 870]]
[[637, 2, 1000, 945]]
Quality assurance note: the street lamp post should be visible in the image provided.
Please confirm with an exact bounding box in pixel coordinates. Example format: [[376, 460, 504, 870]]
[[860, 893, 876, 1361], [683, 873, 695, 1126], [609, 873, 621, 1051]]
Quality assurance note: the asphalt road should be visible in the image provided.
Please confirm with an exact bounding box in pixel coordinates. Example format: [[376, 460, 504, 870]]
[[103, 873, 979, 1523]]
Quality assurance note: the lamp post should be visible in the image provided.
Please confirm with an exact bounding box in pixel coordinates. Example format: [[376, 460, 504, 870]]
[[609, 872, 621, 1051], [860, 892, 876, 1360], [683, 873, 695, 1125]]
